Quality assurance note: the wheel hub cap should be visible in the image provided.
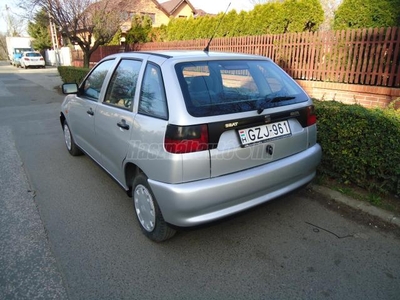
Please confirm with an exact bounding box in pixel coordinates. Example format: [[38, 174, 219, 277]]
[[134, 184, 156, 232], [64, 125, 72, 150]]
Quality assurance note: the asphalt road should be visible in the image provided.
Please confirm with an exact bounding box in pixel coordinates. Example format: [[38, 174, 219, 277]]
[[0, 61, 399, 300]]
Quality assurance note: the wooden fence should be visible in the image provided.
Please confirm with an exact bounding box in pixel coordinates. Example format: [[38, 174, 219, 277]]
[[88, 27, 400, 87]]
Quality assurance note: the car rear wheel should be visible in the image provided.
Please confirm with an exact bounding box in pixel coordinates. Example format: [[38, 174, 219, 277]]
[[63, 121, 82, 156], [132, 174, 176, 242]]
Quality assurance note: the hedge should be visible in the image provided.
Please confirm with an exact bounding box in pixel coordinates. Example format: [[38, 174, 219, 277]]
[[57, 66, 90, 85], [162, 0, 324, 41], [314, 100, 400, 197]]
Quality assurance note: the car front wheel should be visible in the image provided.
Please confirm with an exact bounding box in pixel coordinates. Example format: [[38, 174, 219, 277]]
[[132, 174, 176, 242], [63, 121, 82, 156]]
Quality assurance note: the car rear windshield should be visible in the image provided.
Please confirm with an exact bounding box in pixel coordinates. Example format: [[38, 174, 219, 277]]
[[26, 53, 42, 57], [175, 60, 308, 117]]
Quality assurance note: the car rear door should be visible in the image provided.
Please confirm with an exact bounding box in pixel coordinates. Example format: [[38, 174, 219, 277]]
[[209, 62, 312, 177], [215, 62, 314, 177], [176, 59, 314, 178], [94, 59, 143, 186]]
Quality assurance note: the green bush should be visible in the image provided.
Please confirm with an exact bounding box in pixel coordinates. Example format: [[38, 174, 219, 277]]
[[163, 0, 324, 41], [315, 100, 400, 196], [58, 66, 90, 85], [333, 0, 400, 29]]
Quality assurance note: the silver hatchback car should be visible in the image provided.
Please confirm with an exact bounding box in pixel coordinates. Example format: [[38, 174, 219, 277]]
[[60, 51, 322, 241]]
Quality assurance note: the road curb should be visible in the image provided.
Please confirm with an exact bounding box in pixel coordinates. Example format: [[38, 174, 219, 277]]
[[310, 184, 400, 228]]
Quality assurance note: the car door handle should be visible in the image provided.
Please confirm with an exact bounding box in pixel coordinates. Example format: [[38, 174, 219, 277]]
[[87, 108, 94, 116], [117, 119, 130, 130]]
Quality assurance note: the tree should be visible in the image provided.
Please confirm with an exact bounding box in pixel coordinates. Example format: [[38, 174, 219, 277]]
[[163, 0, 324, 41], [22, 0, 124, 67], [126, 15, 153, 44], [149, 25, 167, 42], [108, 15, 153, 45], [282, 0, 324, 32], [27, 8, 52, 50], [333, 0, 400, 29], [248, 2, 286, 35]]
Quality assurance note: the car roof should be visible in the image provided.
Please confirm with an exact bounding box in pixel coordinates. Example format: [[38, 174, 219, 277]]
[[105, 50, 270, 61]]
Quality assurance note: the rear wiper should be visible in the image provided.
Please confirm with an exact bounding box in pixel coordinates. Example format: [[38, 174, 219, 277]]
[[257, 96, 295, 114]]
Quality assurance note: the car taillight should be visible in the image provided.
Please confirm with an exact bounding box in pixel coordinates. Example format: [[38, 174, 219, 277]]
[[24, 57, 29, 61], [307, 105, 317, 126], [40, 58, 44, 61], [165, 124, 209, 153]]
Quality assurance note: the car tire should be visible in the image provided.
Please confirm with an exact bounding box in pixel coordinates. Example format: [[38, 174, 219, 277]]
[[132, 174, 176, 242], [63, 121, 82, 156]]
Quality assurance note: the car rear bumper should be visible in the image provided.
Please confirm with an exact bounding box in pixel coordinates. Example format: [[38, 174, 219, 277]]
[[149, 143, 322, 227], [25, 61, 45, 67]]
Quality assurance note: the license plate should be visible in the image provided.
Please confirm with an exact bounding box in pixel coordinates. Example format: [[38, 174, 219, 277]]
[[238, 120, 291, 146]]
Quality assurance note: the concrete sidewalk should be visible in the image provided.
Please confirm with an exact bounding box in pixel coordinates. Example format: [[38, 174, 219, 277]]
[[0, 62, 68, 299], [0, 127, 68, 299]]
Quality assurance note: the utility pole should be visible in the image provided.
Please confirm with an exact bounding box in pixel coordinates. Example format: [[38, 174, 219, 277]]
[[5, 5, 13, 36], [48, 11, 60, 66]]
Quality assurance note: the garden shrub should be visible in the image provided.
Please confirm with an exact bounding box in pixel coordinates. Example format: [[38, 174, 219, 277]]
[[314, 100, 400, 197], [57, 66, 90, 85], [163, 0, 324, 41]]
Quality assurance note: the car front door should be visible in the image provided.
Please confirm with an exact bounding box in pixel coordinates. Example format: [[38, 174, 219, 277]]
[[94, 59, 143, 186], [67, 59, 115, 162]]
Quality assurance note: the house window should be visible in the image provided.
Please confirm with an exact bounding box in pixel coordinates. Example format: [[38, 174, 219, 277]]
[[140, 12, 155, 24]]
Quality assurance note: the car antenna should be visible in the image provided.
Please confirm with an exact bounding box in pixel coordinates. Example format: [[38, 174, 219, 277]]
[[203, 2, 231, 52]]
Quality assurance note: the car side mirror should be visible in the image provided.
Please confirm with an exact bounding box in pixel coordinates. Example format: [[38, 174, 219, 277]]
[[62, 83, 78, 94]]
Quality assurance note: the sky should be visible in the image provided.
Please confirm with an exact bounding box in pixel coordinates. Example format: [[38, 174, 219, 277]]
[[0, 0, 255, 35], [0, 0, 24, 34]]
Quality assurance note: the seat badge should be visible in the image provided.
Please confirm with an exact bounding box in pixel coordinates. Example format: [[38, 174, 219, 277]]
[[290, 111, 300, 117], [225, 122, 238, 128]]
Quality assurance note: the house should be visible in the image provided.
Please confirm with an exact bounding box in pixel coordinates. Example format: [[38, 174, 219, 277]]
[[160, 0, 198, 20], [119, 0, 198, 33]]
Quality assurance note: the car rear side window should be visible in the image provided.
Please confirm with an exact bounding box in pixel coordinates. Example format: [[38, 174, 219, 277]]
[[82, 59, 115, 101], [175, 60, 308, 117], [138, 63, 168, 119], [104, 59, 142, 109]]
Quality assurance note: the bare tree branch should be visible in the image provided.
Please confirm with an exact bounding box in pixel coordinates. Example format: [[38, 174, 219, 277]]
[[1, 4, 25, 36]]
